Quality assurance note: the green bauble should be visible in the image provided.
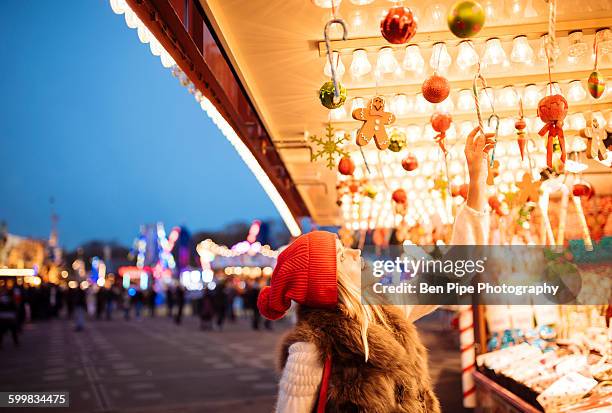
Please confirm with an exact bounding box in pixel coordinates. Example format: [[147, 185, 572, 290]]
[[588, 71, 606, 99], [388, 129, 407, 152], [447, 1, 485, 39], [319, 81, 347, 109]]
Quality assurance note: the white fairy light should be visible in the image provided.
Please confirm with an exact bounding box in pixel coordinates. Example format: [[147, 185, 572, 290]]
[[435, 98, 454, 114], [430, 42, 451, 71], [567, 80, 587, 103], [329, 106, 347, 121], [498, 86, 518, 108], [482, 38, 508, 67], [568, 31, 589, 59], [457, 89, 475, 111], [414, 93, 433, 113], [390, 94, 412, 117], [377, 47, 399, 74], [403, 45, 424, 73], [456, 41, 479, 70], [426, 3, 447, 27], [324, 51, 345, 78], [568, 113, 586, 130], [510, 36, 534, 64], [523, 84, 541, 107], [499, 118, 515, 136], [350, 49, 371, 78]]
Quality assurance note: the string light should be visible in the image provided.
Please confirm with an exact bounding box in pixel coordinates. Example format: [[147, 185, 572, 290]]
[[510, 36, 534, 64], [567, 80, 587, 103], [390, 94, 412, 117], [457, 89, 475, 111], [538, 34, 560, 62], [403, 45, 424, 73], [377, 47, 399, 74], [350, 49, 371, 78], [567, 31, 589, 60], [482, 38, 508, 67], [414, 93, 433, 113], [456, 41, 479, 70], [324, 51, 345, 78], [430, 42, 451, 71], [350, 97, 366, 113], [523, 84, 541, 107], [498, 86, 518, 108]]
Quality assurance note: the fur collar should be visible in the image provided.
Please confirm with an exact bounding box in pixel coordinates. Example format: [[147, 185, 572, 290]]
[[278, 305, 441, 413]]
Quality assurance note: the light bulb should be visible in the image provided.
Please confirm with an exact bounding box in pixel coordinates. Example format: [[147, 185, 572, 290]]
[[499, 86, 518, 108], [110, 0, 127, 14], [538, 34, 561, 62], [350, 49, 371, 78], [478, 87, 495, 111], [430, 42, 451, 71], [568, 31, 588, 59], [456, 41, 479, 70], [541, 82, 561, 96], [324, 51, 345, 78], [377, 47, 399, 74], [510, 36, 534, 64], [523, 84, 541, 107], [312, 0, 342, 8], [329, 106, 347, 121], [350, 0, 374, 4], [403, 45, 424, 73], [459, 121, 474, 137], [390, 94, 412, 117], [568, 113, 586, 130], [483, 1, 497, 23], [350, 97, 366, 113], [457, 89, 475, 111], [597, 29, 612, 55], [435, 98, 454, 114], [482, 38, 508, 67], [499, 118, 515, 136], [426, 3, 446, 28], [567, 80, 587, 102], [348, 10, 368, 32], [124, 8, 140, 29], [414, 93, 433, 113], [507, 0, 523, 16]]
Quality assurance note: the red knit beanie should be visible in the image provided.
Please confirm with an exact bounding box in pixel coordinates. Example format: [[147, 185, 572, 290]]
[[258, 231, 338, 320]]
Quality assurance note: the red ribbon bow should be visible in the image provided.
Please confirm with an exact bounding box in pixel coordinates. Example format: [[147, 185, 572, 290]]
[[538, 121, 566, 169]]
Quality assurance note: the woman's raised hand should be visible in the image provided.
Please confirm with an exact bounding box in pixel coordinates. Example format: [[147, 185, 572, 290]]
[[464, 126, 495, 212]]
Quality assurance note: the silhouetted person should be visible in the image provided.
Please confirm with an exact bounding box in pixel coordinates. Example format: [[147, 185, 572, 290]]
[[212, 284, 228, 331], [0, 286, 19, 347], [95, 287, 106, 320], [174, 286, 185, 325], [199, 290, 214, 331], [147, 289, 157, 317], [244, 280, 261, 330], [74, 287, 87, 332], [166, 287, 175, 318]]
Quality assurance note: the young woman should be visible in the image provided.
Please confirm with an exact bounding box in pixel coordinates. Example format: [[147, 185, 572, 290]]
[[258, 127, 494, 412]]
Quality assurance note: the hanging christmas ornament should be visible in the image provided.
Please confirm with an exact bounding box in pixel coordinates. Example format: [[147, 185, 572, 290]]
[[348, 180, 360, 193], [338, 155, 356, 175], [537, 93, 568, 169], [319, 80, 347, 109], [401, 153, 419, 171], [352, 96, 396, 150], [572, 182, 594, 200], [588, 30, 606, 99], [321, 17, 348, 109], [433, 175, 449, 201], [392, 188, 407, 204], [422, 73, 451, 104], [515, 99, 527, 161], [338, 226, 354, 248], [430, 112, 452, 154], [380, 6, 417, 44], [580, 115, 608, 161], [362, 184, 378, 199], [310, 124, 349, 169], [388, 129, 407, 152], [488, 195, 508, 216], [447, 1, 485, 39], [473, 71, 500, 171], [516, 173, 542, 206]]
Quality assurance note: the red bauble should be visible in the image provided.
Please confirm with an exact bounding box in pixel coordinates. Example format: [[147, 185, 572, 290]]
[[392, 188, 407, 204], [338, 156, 355, 176], [422, 74, 450, 103], [573, 183, 594, 200], [401, 153, 418, 171], [431, 112, 452, 133], [349, 182, 359, 193], [380, 6, 417, 44], [537, 94, 568, 123]]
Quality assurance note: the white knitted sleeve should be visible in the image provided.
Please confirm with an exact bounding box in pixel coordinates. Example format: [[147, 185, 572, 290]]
[[451, 203, 490, 245], [275, 342, 323, 413]]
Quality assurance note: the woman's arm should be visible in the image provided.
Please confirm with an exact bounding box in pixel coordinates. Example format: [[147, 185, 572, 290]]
[[275, 342, 323, 413]]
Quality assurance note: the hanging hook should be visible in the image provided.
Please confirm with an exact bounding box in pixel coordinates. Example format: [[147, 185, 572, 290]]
[[324, 19, 348, 101]]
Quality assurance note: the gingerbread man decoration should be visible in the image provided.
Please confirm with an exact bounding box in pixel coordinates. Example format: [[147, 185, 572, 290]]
[[580, 115, 608, 161], [352, 96, 396, 150], [515, 173, 541, 206], [486, 159, 500, 186]]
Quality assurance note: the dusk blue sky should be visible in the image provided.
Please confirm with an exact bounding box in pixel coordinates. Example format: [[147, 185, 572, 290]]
[[0, 1, 280, 249]]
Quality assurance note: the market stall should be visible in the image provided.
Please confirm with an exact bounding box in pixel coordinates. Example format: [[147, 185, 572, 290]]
[[108, 0, 611, 410]]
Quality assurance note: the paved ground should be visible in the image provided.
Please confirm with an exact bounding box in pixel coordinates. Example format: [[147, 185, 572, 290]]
[[0, 311, 469, 413]]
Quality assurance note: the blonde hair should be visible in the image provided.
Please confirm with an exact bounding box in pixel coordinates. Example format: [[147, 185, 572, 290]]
[[336, 268, 391, 361]]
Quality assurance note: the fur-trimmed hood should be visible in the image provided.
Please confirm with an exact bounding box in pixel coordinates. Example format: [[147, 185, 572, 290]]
[[278, 305, 441, 413]]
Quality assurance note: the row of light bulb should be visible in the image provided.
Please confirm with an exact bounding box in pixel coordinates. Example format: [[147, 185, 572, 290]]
[[329, 83, 610, 123], [325, 30, 611, 80]]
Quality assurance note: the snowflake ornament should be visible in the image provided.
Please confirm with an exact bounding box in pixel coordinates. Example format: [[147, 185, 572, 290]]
[[310, 123, 349, 169]]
